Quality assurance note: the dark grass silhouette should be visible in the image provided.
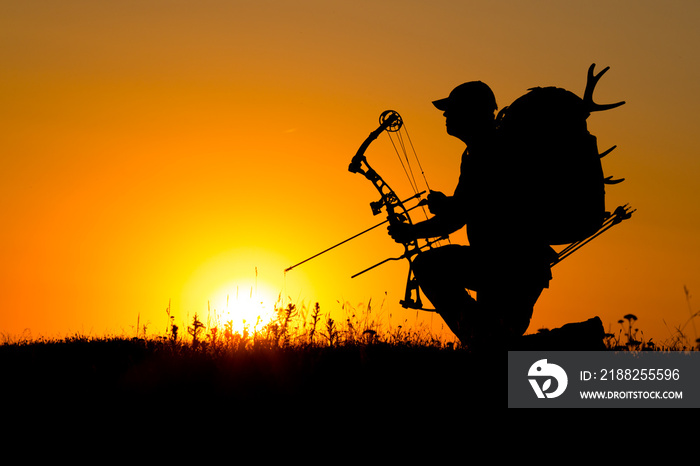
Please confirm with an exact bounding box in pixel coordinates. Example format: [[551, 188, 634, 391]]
[[2, 301, 696, 414], [0, 302, 499, 411]]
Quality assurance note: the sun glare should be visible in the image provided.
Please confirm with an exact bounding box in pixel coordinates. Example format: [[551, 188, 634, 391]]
[[209, 282, 279, 335], [179, 247, 318, 338]]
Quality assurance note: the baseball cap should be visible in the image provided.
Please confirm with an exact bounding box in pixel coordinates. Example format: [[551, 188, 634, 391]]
[[432, 81, 497, 113]]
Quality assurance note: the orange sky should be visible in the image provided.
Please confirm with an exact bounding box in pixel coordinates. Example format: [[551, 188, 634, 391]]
[[2, 1, 699, 345]]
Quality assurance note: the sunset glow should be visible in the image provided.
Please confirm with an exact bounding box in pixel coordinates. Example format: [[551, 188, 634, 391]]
[[2, 1, 700, 346], [209, 282, 279, 335]]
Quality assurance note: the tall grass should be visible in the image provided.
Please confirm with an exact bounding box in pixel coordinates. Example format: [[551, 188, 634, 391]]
[[189, 299, 454, 351], [601, 312, 700, 351], [0, 300, 468, 407], [2, 298, 698, 413]]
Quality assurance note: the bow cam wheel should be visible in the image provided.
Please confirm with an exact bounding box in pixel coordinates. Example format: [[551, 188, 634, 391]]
[[379, 110, 403, 132]]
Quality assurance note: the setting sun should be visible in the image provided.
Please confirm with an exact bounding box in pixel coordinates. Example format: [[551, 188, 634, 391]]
[[209, 281, 280, 335]]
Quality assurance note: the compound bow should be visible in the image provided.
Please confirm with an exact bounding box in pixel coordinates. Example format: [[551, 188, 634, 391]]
[[285, 110, 443, 310], [348, 110, 444, 310]]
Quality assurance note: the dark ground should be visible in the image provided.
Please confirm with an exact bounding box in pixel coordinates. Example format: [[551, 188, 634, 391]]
[[0, 338, 505, 416]]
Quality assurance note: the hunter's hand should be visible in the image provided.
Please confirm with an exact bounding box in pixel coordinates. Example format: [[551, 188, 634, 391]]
[[427, 190, 448, 215], [387, 221, 415, 244]]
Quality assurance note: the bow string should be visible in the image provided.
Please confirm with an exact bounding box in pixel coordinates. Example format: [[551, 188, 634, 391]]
[[348, 110, 443, 310]]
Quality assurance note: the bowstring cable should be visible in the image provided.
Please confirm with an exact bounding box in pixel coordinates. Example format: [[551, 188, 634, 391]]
[[401, 120, 431, 192], [386, 119, 445, 236], [387, 130, 419, 195], [389, 122, 452, 248]]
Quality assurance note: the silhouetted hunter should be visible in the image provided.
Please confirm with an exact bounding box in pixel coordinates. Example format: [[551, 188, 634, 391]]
[[287, 64, 629, 350], [388, 81, 556, 349], [388, 64, 630, 350]]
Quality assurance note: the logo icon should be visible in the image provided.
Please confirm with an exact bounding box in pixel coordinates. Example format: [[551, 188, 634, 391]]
[[528, 359, 568, 399]]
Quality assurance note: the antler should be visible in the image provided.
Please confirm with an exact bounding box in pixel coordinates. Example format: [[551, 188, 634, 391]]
[[583, 64, 626, 112]]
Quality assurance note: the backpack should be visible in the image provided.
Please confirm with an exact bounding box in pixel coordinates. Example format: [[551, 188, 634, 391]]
[[495, 66, 625, 245]]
